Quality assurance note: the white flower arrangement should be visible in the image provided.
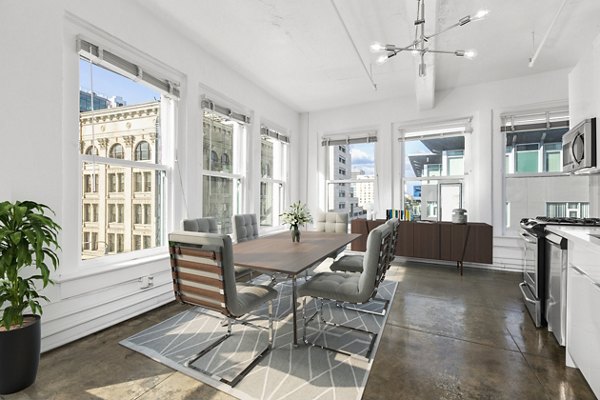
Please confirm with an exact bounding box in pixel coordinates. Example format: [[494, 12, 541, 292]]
[[280, 201, 312, 229]]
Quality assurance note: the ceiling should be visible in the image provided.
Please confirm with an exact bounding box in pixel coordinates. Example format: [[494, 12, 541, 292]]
[[139, 0, 600, 112]]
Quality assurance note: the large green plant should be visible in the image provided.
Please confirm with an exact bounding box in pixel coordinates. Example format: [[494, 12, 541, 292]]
[[0, 201, 61, 330]]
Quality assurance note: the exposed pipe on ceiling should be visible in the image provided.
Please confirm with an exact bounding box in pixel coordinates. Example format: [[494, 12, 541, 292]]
[[528, 0, 568, 68], [329, 0, 378, 90]]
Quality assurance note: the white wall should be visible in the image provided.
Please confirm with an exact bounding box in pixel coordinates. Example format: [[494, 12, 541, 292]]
[[0, 1, 300, 351], [302, 68, 571, 271], [569, 33, 600, 217]]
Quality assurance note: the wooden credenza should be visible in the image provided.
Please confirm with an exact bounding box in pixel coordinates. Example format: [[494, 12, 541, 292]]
[[350, 219, 493, 274]]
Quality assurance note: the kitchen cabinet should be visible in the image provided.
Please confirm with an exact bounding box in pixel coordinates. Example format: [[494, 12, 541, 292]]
[[350, 219, 493, 272], [566, 241, 600, 398]]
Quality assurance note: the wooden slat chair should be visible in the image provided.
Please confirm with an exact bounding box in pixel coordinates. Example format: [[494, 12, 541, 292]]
[[169, 231, 278, 387], [182, 217, 254, 281], [297, 222, 393, 359]]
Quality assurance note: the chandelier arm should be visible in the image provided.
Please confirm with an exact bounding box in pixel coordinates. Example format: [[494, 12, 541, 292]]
[[424, 21, 462, 41], [428, 50, 461, 55]]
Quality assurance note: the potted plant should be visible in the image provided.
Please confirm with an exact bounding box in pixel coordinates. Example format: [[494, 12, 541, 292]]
[[280, 201, 312, 242], [0, 200, 61, 394]]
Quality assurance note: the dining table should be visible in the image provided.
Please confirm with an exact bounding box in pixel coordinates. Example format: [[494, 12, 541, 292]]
[[233, 230, 361, 345]]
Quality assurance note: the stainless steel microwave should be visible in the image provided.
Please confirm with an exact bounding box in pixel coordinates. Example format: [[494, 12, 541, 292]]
[[562, 118, 596, 172]]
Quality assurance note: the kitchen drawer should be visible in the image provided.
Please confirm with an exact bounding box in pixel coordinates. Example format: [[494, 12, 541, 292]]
[[566, 265, 600, 398]]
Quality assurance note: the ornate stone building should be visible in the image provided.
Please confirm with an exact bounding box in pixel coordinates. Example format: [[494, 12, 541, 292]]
[[80, 99, 160, 259]]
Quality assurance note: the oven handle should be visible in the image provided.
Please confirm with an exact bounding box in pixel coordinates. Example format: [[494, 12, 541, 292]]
[[519, 282, 538, 304], [520, 232, 537, 244]]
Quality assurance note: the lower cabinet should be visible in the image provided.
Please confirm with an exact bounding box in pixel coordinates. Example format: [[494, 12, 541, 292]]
[[566, 263, 600, 398], [350, 219, 493, 265]]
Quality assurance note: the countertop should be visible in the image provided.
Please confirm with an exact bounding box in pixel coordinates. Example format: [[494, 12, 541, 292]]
[[546, 225, 600, 283]]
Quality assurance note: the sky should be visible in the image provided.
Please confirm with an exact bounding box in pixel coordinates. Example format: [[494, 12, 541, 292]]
[[350, 143, 375, 175], [79, 59, 159, 105]]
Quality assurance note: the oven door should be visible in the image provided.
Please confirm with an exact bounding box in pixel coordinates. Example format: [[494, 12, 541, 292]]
[[520, 230, 543, 327]]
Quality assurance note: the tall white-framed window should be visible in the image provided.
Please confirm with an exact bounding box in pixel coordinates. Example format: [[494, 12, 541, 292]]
[[260, 126, 288, 227], [399, 118, 471, 222], [201, 98, 249, 234], [78, 38, 178, 261], [501, 107, 590, 233], [322, 132, 377, 221]]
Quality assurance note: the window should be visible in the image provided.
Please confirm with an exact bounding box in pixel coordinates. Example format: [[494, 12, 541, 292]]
[[83, 174, 98, 193], [85, 146, 98, 155], [323, 133, 377, 221], [134, 235, 142, 250], [502, 108, 591, 233], [144, 204, 152, 224], [79, 38, 177, 260], [143, 235, 151, 249], [143, 171, 152, 192], [135, 141, 151, 161], [260, 126, 288, 227], [202, 98, 248, 234], [400, 118, 470, 221], [134, 204, 143, 224], [546, 202, 589, 218], [109, 144, 124, 159], [134, 172, 143, 192]]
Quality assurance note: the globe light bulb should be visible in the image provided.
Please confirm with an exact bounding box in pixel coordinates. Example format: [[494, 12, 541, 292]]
[[370, 42, 385, 53], [376, 54, 389, 65], [464, 49, 477, 59], [473, 9, 489, 20]]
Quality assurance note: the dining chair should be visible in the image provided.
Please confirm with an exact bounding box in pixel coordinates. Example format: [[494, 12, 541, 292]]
[[330, 218, 399, 274], [183, 217, 253, 281], [314, 211, 349, 259], [297, 222, 393, 359], [169, 231, 278, 387], [233, 213, 259, 243]]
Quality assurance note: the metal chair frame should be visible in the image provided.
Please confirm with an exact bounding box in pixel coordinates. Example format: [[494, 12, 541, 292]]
[[169, 237, 274, 387], [301, 225, 393, 360]]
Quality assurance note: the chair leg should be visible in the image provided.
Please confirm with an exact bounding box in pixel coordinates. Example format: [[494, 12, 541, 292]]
[[335, 297, 390, 316], [302, 298, 378, 360], [185, 309, 273, 387]]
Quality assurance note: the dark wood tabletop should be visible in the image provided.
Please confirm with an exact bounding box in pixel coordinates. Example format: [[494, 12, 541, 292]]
[[233, 231, 361, 275]]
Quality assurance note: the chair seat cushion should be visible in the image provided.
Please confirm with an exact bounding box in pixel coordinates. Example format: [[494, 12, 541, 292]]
[[231, 283, 278, 317], [330, 254, 364, 273], [298, 272, 368, 304]]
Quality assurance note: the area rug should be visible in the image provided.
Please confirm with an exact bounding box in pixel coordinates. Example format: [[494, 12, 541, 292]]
[[120, 277, 397, 400]]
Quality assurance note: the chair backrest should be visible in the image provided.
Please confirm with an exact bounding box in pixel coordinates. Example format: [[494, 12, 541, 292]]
[[385, 218, 399, 270], [315, 212, 348, 233], [169, 231, 242, 317], [233, 214, 259, 243], [182, 217, 218, 233], [357, 223, 393, 302]]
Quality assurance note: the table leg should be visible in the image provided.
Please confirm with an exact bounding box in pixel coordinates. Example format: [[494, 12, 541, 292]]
[[292, 275, 298, 346]]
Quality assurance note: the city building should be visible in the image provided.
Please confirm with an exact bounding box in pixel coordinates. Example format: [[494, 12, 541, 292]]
[[80, 93, 160, 259]]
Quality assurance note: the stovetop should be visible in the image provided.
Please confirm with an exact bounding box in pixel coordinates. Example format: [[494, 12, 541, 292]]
[[520, 216, 600, 235]]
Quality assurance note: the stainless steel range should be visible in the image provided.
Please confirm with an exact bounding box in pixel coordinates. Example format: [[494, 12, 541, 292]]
[[519, 217, 600, 336]]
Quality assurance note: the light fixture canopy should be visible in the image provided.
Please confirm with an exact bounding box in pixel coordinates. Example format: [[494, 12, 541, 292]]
[[371, 0, 488, 77]]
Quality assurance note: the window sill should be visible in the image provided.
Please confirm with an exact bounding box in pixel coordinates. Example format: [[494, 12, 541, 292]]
[[57, 249, 169, 283]]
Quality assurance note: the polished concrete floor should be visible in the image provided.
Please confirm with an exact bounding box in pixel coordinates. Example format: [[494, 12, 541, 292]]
[[2, 262, 596, 400]]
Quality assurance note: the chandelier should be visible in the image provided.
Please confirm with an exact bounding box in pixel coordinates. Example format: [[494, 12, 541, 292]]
[[370, 0, 489, 77]]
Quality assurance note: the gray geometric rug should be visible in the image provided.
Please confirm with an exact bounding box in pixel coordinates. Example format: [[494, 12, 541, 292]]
[[120, 277, 397, 400]]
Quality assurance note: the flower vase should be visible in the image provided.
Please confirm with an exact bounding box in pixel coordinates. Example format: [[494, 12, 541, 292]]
[[291, 225, 301, 242]]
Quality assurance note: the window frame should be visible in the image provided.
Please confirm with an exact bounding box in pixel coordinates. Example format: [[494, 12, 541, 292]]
[[396, 118, 471, 222], [201, 98, 249, 234], [259, 127, 289, 229], [77, 35, 178, 268]]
